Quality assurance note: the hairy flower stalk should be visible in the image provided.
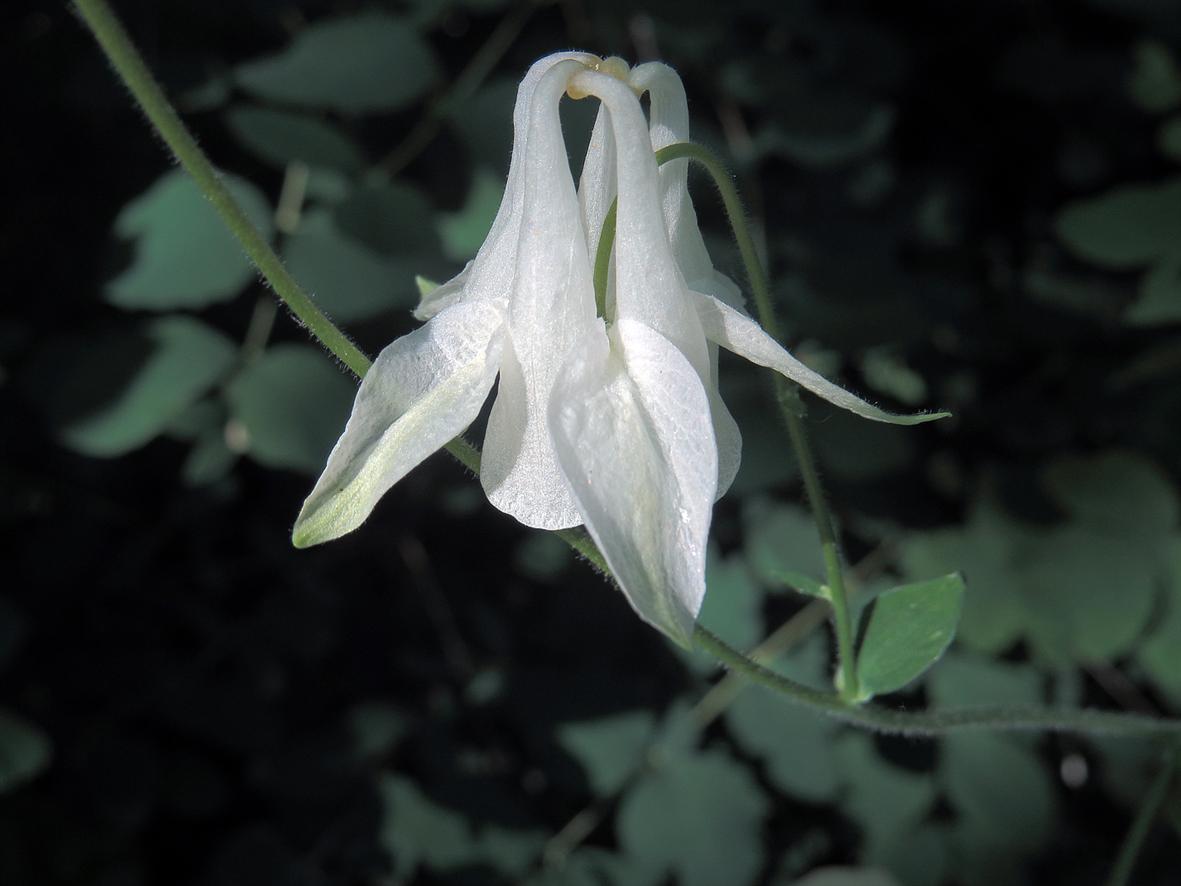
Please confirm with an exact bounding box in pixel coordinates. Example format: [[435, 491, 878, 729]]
[[293, 52, 946, 646]]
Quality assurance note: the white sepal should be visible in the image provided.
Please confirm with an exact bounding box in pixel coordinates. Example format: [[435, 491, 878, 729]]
[[293, 300, 504, 547], [551, 319, 716, 647]]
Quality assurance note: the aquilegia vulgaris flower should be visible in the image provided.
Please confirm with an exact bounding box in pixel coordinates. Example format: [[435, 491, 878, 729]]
[[292, 52, 947, 646]]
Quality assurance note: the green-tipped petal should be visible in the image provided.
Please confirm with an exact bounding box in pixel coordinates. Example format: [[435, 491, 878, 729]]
[[692, 290, 951, 426], [292, 300, 504, 547], [413, 262, 469, 321]]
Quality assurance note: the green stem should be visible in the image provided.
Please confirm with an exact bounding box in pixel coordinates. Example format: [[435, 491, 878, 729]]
[[653, 143, 780, 338], [593, 202, 617, 319], [1106, 749, 1178, 886], [785, 411, 860, 700], [72, 0, 483, 474], [655, 141, 860, 699], [83, 13, 1181, 739], [546, 527, 1181, 737], [695, 626, 1181, 738], [73, 0, 370, 380]]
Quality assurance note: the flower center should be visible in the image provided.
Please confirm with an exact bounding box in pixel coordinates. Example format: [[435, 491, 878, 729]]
[[566, 56, 633, 100]]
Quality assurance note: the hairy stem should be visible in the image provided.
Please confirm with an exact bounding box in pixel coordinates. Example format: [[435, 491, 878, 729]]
[[82, 11, 1181, 739], [72, 0, 482, 475], [695, 626, 1181, 737], [73, 0, 370, 379], [654, 141, 861, 699]]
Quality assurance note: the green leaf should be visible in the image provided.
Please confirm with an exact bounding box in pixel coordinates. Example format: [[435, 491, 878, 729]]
[[688, 551, 765, 671], [463, 668, 504, 705], [898, 503, 1029, 655], [45, 316, 236, 457], [1161, 115, 1181, 161], [283, 210, 418, 323], [752, 102, 895, 169], [225, 105, 364, 174], [860, 349, 928, 406], [1020, 526, 1159, 663], [0, 709, 52, 793], [522, 848, 657, 886], [1023, 265, 1125, 317], [438, 169, 504, 261], [235, 13, 438, 114], [836, 733, 936, 852], [164, 398, 223, 441], [855, 574, 965, 698], [940, 732, 1055, 851], [726, 685, 841, 802], [347, 703, 407, 759], [1128, 41, 1181, 113], [181, 430, 237, 487], [514, 533, 570, 581], [107, 170, 273, 309], [1138, 538, 1181, 696], [1129, 253, 1181, 325], [793, 869, 900, 886], [773, 569, 828, 598], [226, 345, 355, 474], [378, 774, 473, 878], [618, 749, 767, 886], [1042, 451, 1178, 538], [557, 711, 655, 797], [448, 79, 517, 171], [334, 182, 441, 258], [812, 406, 917, 482], [866, 825, 950, 886], [743, 500, 824, 588], [468, 827, 546, 877], [926, 653, 1042, 708], [1055, 177, 1181, 269]]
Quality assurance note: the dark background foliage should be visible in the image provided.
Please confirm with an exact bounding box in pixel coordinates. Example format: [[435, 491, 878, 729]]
[[3, 0, 1181, 884]]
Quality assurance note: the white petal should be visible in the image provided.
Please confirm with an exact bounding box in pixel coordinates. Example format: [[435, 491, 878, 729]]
[[292, 301, 504, 547], [692, 290, 950, 425], [572, 69, 739, 493], [480, 59, 597, 530], [413, 261, 471, 321], [482, 334, 579, 528], [483, 331, 584, 529], [630, 63, 745, 307], [568, 70, 707, 366], [702, 268, 745, 310], [708, 342, 743, 497], [550, 319, 717, 647], [462, 52, 598, 308]]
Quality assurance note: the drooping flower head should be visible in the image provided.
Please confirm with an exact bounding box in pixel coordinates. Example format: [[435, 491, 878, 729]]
[[293, 53, 597, 544], [294, 52, 947, 647]]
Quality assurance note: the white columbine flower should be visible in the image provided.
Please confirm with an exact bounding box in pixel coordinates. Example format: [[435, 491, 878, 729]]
[[292, 52, 600, 546], [294, 53, 945, 647], [560, 62, 945, 644]]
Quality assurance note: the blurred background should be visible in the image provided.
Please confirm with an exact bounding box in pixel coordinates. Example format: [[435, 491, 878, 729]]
[[3, 0, 1181, 883]]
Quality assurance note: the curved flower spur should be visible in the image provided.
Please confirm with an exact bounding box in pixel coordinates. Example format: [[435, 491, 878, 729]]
[[293, 53, 948, 646]]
